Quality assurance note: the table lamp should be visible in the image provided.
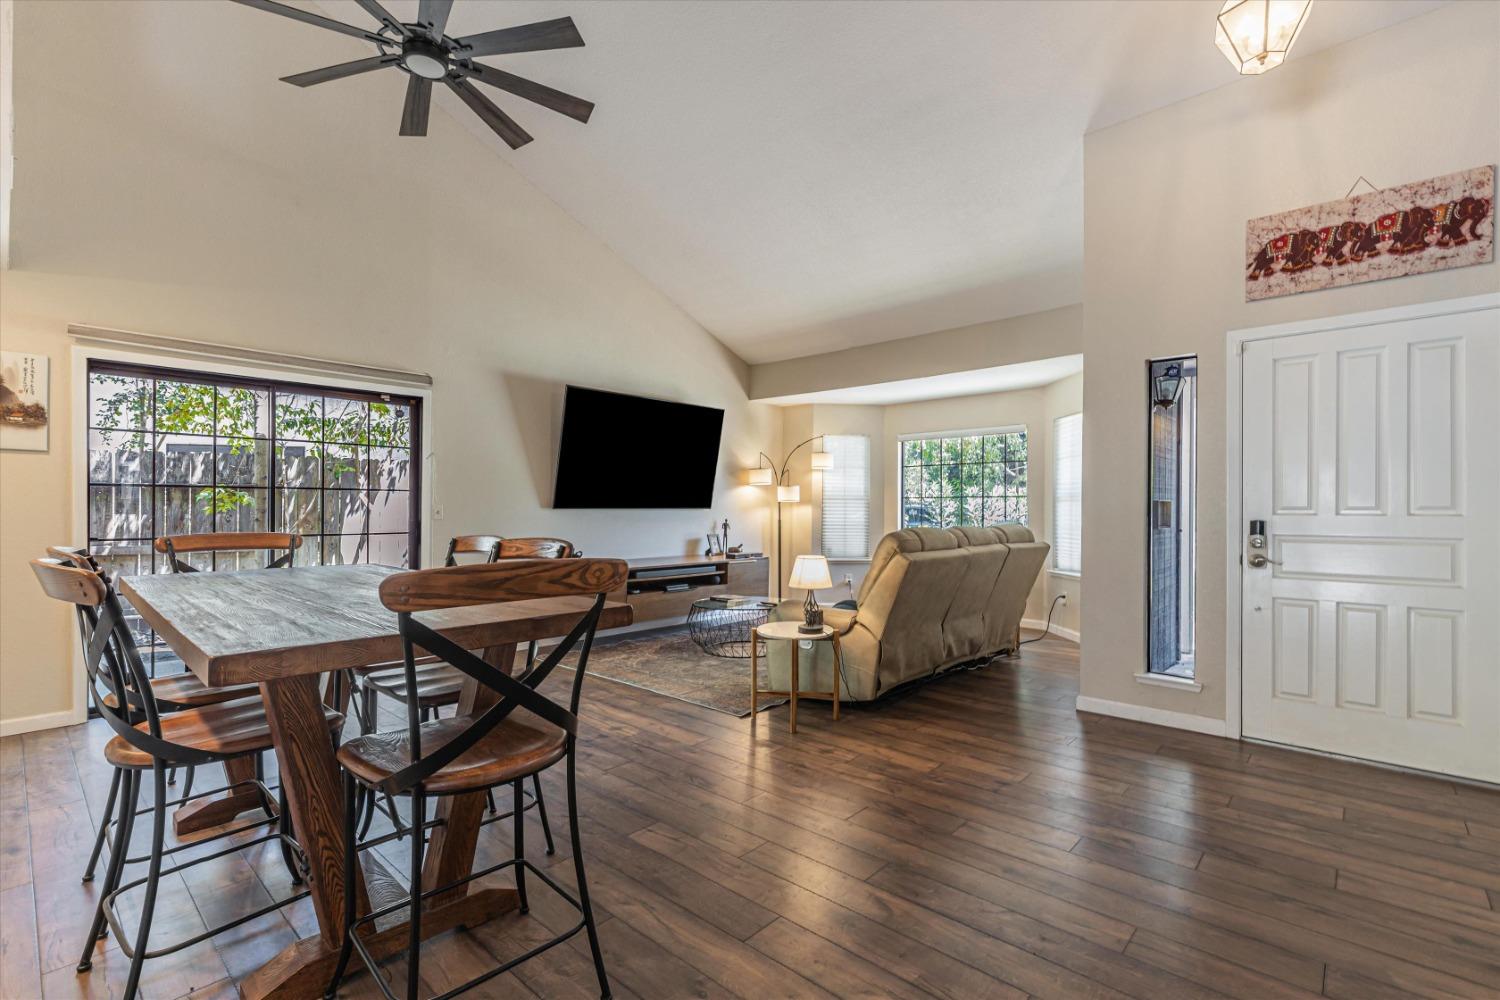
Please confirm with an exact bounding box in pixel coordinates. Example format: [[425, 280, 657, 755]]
[[788, 554, 833, 633]]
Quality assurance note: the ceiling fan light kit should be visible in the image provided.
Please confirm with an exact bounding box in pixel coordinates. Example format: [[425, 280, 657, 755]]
[[231, 0, 593, 150]]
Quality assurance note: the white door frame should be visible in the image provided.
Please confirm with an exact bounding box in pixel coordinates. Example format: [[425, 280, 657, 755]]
[[1223, 292, 1500, 743]]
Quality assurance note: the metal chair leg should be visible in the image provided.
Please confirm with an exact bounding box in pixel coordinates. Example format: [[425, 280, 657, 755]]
[[513, 781, 529, 914], [486, 788, 497, 816], [531, 773, 555, 856], [255, 752, 276, 819], [324, 772, 358, 999], [82, 768, 122, 883], [79, 770, 138, 969], [278, 784, 303, 885], [408, 790, 425, 1000], [178, 765, 195, 806], [567, 753, 611, 1000], [121, 765, 168, 1000]]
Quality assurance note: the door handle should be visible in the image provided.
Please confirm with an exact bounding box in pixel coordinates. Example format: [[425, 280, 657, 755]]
[[1247, 519, 1281, 569]]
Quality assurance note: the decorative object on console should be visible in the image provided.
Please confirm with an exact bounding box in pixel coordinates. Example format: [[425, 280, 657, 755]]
[[788, 555, 833, 634], [1214, 0, 1313, 75], [230, 0, 593, 150], [1246, 165, 1494, 301]]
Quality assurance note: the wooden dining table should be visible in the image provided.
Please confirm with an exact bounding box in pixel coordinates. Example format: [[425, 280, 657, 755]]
[[121, 562, 632, 1000]]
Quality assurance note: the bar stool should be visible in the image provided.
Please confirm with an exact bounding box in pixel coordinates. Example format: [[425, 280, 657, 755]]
[[325, 557, 626, 1000], [47, 546, 262, 884], [351, 536, 574, 848], [31, 557, 344, 1000]]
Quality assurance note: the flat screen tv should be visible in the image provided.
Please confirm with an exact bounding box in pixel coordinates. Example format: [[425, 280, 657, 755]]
[[553, 386, 725, 509]]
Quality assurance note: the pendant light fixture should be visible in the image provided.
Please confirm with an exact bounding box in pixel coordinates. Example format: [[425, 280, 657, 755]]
[[1215, 0, 1313, 75]]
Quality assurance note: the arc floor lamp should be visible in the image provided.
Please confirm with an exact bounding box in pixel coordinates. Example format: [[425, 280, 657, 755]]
[[749, 436, 832, 601]]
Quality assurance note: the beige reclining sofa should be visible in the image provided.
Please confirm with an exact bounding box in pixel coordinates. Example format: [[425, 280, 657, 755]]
[[763, 524, 1049, 702]]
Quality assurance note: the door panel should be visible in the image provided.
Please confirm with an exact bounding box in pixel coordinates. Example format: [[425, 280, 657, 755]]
[[1241, 306, 1499, 782]]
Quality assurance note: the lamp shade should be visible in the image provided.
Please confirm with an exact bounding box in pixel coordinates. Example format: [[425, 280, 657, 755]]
[[788, 554, 833, 591], [810, 451, 833, 470], [1215, 0, 1312, 75], [777, 484, 800, 503], [748, 467, 774, 486]]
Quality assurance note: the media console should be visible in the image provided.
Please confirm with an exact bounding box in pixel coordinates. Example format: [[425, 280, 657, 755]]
[[613, 555, 771, 624]]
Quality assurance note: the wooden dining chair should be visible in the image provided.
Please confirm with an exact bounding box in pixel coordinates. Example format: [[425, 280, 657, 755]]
[[354, 536, 576, 846], [31, 557, 344, 1000], [326, 557, 627, 1000], [154, 531, 302, 573], [48, 546, 263, 884]]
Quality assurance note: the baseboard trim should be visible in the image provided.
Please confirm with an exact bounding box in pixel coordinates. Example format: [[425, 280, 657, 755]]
[[0, 708, 80, 738], [1074, 695, 1227, 737], [1022, 618, 1080, 644]]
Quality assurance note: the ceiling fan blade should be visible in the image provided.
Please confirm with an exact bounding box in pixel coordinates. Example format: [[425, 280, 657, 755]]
[[400, 76, 433, 136], [454, 17, 584, 58], [416, 0, 454, 39], [353, 0, 408, 37], [445, 79, 533, 150], [466, 63, 593, 123], [281, 55, 397, 87], [229, 0, 387, 44]]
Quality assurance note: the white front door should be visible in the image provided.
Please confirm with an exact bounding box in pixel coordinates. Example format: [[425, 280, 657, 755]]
[[1240, 302, 1500, 782]]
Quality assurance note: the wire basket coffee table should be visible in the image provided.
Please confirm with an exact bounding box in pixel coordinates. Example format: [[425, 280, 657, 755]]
[[686, 597, 777, 658]]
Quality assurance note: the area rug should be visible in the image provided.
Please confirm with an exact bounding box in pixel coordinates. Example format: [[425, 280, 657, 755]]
[[567, 627, 786, 717]]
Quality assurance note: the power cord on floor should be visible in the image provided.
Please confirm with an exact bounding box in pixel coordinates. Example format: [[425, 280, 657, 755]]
[[1020, 594, 1066, 645]]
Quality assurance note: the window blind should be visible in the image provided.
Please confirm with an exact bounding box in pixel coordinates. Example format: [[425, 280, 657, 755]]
[[821, 434, 870, 559], [1053, 412, 1082, 574]]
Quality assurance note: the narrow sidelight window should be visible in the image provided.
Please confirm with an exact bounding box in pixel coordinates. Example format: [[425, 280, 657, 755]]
[[1147, 357, 1197, 677]]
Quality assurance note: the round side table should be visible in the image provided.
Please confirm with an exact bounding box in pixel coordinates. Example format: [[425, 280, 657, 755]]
[[750, 620, 842, 733]]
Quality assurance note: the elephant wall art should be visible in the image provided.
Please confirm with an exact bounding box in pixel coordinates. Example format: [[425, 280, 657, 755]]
[[1245, 165, 1493, 301]]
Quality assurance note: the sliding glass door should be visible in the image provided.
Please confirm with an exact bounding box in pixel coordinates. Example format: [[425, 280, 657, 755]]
[[86, 359, 422, 675]]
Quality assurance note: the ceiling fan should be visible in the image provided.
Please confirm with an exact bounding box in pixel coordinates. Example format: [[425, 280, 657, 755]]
[[230, 0, 593, 149]]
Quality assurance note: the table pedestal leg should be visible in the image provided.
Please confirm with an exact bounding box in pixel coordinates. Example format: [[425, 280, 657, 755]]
[[172, 754, 266, 837], [240, 670, 516, 999], [423, 643, 522, 909]]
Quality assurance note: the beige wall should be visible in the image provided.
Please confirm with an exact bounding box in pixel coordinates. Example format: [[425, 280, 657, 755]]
[[750, 303, 1082, 400], [1081, 2, 1500, 724], [0, 1, 780, 732]]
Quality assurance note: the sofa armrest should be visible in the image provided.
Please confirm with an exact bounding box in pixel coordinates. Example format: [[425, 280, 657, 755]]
[[771, 600, 857, 635]]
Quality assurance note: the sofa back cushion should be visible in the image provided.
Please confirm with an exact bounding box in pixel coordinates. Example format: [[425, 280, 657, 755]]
[[853, 523, 1046, 689]]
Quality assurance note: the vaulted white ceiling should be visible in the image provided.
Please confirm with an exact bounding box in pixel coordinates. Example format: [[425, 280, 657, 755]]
[[315, 2, 1445, 362]]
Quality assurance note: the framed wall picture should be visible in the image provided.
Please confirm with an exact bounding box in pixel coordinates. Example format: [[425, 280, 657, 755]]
[[1246, 165, 1494, 301], [0, 351, 50, 452]]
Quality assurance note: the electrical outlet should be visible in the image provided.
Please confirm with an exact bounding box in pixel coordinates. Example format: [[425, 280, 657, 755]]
[[1059, 594, 1068, 605], [842, 573, 853, 586]]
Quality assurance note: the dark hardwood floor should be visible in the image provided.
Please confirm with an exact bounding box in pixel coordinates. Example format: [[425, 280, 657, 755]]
[[4, 633, 1500, 999]]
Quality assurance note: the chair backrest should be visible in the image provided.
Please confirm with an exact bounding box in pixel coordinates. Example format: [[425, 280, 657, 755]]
[[497, 537, 577, 560], [443, 534, 502, 566], [373, 557, 628, 795], [154, 532, 301, 573], [47, 545, 100, 572], [31, 558, 214, 766]]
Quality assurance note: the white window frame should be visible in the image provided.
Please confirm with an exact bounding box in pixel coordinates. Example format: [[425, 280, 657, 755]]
[[1051, 412, 1082, 577], [820, 434, 870, 560]]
